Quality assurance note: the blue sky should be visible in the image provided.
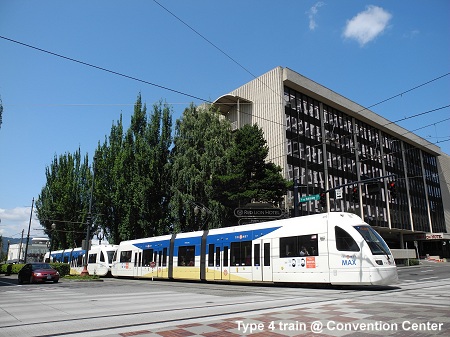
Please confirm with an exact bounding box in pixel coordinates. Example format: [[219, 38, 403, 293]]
[[0, 1, 449, 239]]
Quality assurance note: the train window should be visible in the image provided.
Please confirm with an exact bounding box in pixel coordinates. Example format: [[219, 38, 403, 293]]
[[280, 236, 297, 257], [100, 251, 105, 262], [107, 251, 115, 264], [162, 248, 168, 267], [215, 247, 220, 266], [231, 241, 252, 266], [119, 250, 132, 263], [63, 256, 69, 263], [335, 226, 360, 252], [158, 251, 162, 267], [77, 255, 83, 266], [280, 235, 319, 257], [178, 245, 195, 266], [254, 244, 260, 266], [223, 246, 229, 267], [89, 254, 97, 263], [154, 251, 158, 265], [354, 225, 391, 255], [208, 244, 214, 267], [142, 249, 153, 267], [264, 243, 270, 266]]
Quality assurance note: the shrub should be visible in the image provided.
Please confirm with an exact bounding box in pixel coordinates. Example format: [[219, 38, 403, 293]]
[[406, 259, 420, 266], [0, 262, 70, 276], [51, 263, 70, 277]]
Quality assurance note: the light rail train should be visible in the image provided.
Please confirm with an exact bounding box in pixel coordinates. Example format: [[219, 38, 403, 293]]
[[111, 212, 398, 285], [44, 244, 118, 276]]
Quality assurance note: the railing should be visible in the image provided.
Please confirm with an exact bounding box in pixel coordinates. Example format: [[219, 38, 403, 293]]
[[391, 249, 416, 259]]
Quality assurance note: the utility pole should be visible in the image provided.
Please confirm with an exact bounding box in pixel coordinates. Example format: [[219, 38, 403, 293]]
[[81, 158, 95, 276], [18, 229, 24, 262], [23, 198, 34, 263]]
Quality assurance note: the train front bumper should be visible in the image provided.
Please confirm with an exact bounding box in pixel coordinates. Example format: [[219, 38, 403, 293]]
[[370, 266, 399, 285]]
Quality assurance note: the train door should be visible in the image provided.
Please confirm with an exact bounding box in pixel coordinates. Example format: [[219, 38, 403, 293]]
[[213, 244, 230, 280], [262, 240, 272, 282], [329, 225, 363, 284], [212, 244, 230, 280], [159, 247, 168, 278], [253, 240, 272, 282], [133, 251, 143, 277], [214, 245, 222, 280], [252, 242, 262, 281], [154, 249, 168, 278]]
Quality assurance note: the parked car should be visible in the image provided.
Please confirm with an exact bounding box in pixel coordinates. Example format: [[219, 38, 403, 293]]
[[18, 263, 60, 284]]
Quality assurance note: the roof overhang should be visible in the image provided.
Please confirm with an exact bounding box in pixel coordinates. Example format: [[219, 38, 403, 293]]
[[213, 94, 252, 114]]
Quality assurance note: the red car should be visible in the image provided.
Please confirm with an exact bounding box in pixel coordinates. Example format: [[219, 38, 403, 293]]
[[18, 263, 60, 284]]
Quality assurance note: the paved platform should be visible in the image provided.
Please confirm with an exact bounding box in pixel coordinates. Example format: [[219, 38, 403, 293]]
[[108, 298, 450, 337]]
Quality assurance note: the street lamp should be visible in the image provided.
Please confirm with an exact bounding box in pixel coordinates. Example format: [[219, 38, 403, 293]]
[[192, 202, 212, 230], [96, 229, 105, 246]]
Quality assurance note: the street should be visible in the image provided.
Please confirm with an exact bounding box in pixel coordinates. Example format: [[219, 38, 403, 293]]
[[0, 261, 449, 336]]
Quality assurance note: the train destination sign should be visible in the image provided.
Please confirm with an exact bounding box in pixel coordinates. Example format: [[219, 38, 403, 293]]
[[234, 208, 283, 218]]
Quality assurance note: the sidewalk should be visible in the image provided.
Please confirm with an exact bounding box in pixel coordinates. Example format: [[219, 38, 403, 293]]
[[107, 297, 450, 337]]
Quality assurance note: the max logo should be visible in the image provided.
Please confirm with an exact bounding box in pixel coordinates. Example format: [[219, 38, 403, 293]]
[[342, 259, 356, 266], [341, 254, 357, 266]]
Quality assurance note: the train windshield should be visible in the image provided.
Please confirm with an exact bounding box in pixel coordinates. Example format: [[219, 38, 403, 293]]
[[107, 251, 116, 264], [354, 225, 392, 256]]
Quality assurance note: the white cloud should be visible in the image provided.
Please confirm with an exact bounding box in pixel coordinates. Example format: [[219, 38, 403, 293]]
[[343, 5, 392, 46], [0, 207, 43, 239], [307, 2, 325, 31], [403, 29, 420, 39]]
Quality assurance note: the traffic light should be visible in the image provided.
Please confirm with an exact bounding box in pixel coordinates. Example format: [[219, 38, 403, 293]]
[[351, 186, 359, 203], [319, 192, 326, 208], [388, 181, 397, 199]]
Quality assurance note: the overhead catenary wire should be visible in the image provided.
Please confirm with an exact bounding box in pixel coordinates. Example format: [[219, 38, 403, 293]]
[[151, 0, 285, 103], [0, 35, 211, 104], [1, 34, 448, 153]]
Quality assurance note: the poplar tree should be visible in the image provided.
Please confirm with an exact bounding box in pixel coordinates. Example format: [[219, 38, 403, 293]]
[[94, 95, 172, 242], [36, 149, 92, 249], [169, 104, 232, 232], [94, 115, 124, 244]]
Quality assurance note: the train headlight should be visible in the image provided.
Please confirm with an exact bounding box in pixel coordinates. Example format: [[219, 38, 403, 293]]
[[375, 260, 383, 265]]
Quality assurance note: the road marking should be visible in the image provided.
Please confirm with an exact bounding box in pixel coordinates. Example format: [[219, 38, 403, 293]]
[[419, 276, 438, 281]]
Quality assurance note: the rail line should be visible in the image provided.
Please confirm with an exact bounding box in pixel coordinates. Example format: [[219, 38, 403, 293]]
[[1, 276, 448, 337]]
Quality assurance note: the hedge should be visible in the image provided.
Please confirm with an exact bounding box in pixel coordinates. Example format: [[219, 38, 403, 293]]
[[1, 262, 70, 277]]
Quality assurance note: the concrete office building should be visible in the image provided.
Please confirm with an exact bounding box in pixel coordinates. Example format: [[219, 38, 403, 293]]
[[214, 66, 449, 259]]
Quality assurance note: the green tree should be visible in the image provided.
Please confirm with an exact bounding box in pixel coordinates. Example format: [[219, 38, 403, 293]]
[[94, 115, 124, 244], [169, 104, 232, 232], [212, 124, 292, 224], [94, 95, 172, 242], [36, 149, 93, 249]]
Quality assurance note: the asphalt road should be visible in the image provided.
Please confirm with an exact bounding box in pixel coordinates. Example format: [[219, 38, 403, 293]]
[[0, 261, 449, 337]]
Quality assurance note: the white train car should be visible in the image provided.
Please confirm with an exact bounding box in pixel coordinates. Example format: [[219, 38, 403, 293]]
[[44, 244, 118, 276], [111, 235, 172, 279], [111, 212, 398, 286]]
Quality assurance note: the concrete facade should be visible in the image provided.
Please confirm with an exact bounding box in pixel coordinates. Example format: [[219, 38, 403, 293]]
[[214, 66, 449, 258]]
